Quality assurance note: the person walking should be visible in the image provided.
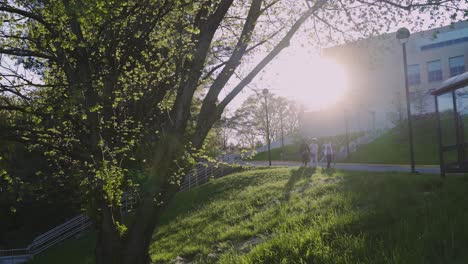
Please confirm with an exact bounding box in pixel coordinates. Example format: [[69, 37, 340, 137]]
[[299, 141, 311, 167], [309, 138, 319, 167], [323, 142, 334, 168]]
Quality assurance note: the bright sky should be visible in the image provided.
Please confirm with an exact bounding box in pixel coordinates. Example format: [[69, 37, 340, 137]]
[[228, 39, 349, 112], [225, 4, 467, 114]]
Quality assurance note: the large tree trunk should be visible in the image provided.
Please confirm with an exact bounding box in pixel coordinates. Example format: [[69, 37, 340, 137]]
[[121, 197, 162, 264], [120, 177, 180, 263], [95, 202, 124, 264], [100, 136, 181, 264]]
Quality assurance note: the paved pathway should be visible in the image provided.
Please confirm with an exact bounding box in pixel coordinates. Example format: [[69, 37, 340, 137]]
[[245, 161, 441, 174]]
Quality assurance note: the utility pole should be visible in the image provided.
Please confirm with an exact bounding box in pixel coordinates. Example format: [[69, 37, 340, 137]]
[[344, 108, 350, 156]]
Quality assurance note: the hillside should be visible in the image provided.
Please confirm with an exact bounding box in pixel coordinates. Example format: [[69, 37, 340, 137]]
[[250, 116, 441, 165], [29, 167, 468, 263], [344, 116, 440, 165], [249, 132, 364, 162]]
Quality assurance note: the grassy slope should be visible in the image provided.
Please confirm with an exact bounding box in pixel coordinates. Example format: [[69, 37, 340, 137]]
[[150, 167, 468, 263], [27, 167, 468, 263], [344, 117, 440, 165], [250, 132, 364, 162]]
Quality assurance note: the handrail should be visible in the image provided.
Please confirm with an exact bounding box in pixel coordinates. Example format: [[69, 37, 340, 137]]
[[30, 214, 90, 247], [3, 192, 135, 261], [180, 163, 236, 191], [29, 215, 91, 248], [30, 221, 93, 255], [0, 248, 29, 255], [4, 165, 228, 262], [32, 214, 87, 242]]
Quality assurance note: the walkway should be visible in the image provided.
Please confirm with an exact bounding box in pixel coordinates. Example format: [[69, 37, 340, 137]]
[[245, 161, 441, 174]]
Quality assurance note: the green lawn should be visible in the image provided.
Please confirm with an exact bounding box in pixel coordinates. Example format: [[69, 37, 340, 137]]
[[27, 167, 468, 263], [149, 167, 468, 263], [252, 115, 456, 165], [249, 132, 364, 162], [343, 116, 441, 165]]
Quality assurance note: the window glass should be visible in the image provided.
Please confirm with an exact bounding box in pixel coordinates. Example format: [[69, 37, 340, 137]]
[[407, 64, 421, 85], [427, 60, 443, 82], [449, 56, 465, 77]]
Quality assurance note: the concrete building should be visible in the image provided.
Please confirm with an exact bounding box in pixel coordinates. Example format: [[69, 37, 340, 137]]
[[301, 21, 468, 138]]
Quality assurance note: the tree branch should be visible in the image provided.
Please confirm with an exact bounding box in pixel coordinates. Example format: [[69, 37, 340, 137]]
[[0, 48, 53, 59], [170, 0, 234, 133], [218, 0, 327, 111]]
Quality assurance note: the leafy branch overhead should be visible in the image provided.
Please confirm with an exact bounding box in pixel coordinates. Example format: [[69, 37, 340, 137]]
[[0, 0, 464, 263]]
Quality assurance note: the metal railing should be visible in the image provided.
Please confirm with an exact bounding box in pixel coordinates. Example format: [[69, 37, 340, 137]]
[[28, 214, 93, 255], [0, 249, 30, 264], [1, 163, 236, 263], [0, 192, 138, 264], [179, 163, 238, 191]]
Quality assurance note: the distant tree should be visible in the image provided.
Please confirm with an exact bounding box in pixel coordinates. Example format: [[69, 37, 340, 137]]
[[411, 85, 430, 115], [387, 91, 406, 127], [230, 93, 301, 148]]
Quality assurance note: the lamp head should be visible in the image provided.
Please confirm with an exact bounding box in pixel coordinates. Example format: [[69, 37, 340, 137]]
[[262, 88, 269, 95], [396, 27, 410, 44]]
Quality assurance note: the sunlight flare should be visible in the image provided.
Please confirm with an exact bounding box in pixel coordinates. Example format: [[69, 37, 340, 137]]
[[263, 49, 349, 110]]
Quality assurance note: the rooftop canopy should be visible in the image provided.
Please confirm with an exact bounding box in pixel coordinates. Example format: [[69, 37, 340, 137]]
[[432, 71, 468, 176], [431, 71, 468, 96]]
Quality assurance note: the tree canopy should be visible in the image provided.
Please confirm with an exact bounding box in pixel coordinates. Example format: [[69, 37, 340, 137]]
[[230, 92, 301, 148], [0, 0, 465, 263]]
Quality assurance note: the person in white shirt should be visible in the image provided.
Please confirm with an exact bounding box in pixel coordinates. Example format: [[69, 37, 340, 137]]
[[309, 138, 319, 167], [323, 142, 334, 168]]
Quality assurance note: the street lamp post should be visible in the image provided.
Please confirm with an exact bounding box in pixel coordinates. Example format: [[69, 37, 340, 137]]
[[396, 27, 417, 173], [280, 110, 285, 160], [343, 107, 350, 156], [263, 89, 272, 166]]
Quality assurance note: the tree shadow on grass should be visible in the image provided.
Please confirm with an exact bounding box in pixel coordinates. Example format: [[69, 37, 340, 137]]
[[323, 167, 336, 176], [158, 168, 275, 225], [284, 167, 316, 200]]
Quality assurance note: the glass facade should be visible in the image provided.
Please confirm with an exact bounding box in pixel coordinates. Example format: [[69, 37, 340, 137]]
[[427, 60, 443, 82], [407, 64, 421, 86], [449, 56, 465, 77]]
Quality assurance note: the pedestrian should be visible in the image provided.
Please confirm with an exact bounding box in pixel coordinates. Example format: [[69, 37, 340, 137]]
[[299, 140, 311, 167], [323, 141, 334, 168], [309, 138, 319, 167]]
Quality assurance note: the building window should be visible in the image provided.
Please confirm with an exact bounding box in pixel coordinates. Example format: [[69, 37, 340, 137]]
[[449, 56, 465, 77], [427, 60, 443, 82], [421, 36, 468, 51], [407, 64, 421, 86]]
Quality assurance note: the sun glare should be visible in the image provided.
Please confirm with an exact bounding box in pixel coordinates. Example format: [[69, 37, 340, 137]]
[[309, 58, 348, 109], [262, 48, 349, 111]]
